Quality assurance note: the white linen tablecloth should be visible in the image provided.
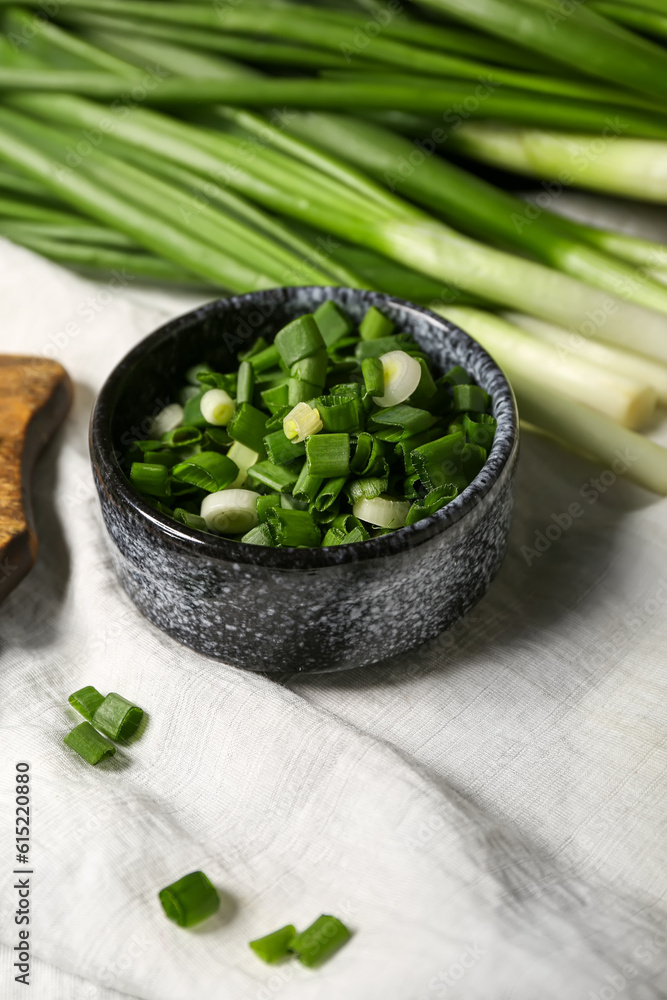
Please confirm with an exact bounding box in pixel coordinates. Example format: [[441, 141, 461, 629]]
[[1, 206, 666, 1000]]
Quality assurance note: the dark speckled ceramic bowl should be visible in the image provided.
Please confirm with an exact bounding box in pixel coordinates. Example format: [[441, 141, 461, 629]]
[[90, 287, 518, 672]]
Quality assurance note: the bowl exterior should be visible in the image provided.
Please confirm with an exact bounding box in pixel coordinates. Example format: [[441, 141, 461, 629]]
[[91, 287, 518, 672], [95, 456, 514, 671]]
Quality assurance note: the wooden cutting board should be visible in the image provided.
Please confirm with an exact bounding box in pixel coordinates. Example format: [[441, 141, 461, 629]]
[[0, 356, 72, 603]]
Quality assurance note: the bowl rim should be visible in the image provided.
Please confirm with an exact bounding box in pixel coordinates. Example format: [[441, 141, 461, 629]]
[[90, 287, 518, 570]]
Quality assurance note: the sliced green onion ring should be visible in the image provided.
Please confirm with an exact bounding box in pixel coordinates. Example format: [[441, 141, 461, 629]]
[[158, 871, 220, 928], [200, 388, 236, 426], [249, 924, 297, 964], [201, 488, 260, 534], [68, 685, 105, 722], [227, 441, 260, 488], [64, 722, 116, 766], [150, 402, 184, 437], [352, 495, 410, 529], [373, 351, 422, 408], [92, 692, 144, 741], [283, 401, 323, 442], [289, 914, 351, 967]]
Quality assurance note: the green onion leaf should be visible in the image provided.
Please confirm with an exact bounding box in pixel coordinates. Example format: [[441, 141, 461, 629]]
[[395, 428, 446, 472], [369, 404, 436, 439], [182, 390, 208, 428], [332, 512, 366, 533], [411, 432, 467, 491], [341, 524, 370, 544], [236, 360, 255, 406], [314, 475, 348, 511], [133, 440, 163, 456], [249, 924, 297, 964], [266, 507, 321, 547], [441, 366, 471, 387], [167, 478, 202, 498], [289, 915, 351, 967], [130, 462, 169, 497], [261, 382, 289, 414], [405, 485, 459, 526], [197, 371, 237, 394], [314, 299, 353, 348], [241, 522, 276, 546], [161, 426, 203, 448], [186, 362, 213, 386], [362, 356, 384, 397], [408, 358, 438, 408], [345, 472, 389, 504], [202, 427, 232, 452], [173, 508, 208, 531], [322, 526, 346, 546], [228, 402, 268, 454], [275, 314, 325, 367], [159, 871, 220, 928], [247, 460, 299, 493], [360, 305, 394, 341], [288, 377, 323, 406], [257, 494, 282, 522], [293, 460, 324, 505], [172, 452, 239, 492], [355, 335, 415, 360], [64, 722, 116, 766], [290, 348, 328, 389], [461, 442, 487, 482], [350, 432, 374, 475], [264, 428, 306, 465], [68, 685, 105, 722], [306, 433, 351, 478], [317, 395, 364, 433], [312, 501, 341, 524], [242, 342, 280, 372], [92, 692, 144, 741], [452, 384, 491, 413], [463, 413, 496, 450], [142, 449, 177, 469]]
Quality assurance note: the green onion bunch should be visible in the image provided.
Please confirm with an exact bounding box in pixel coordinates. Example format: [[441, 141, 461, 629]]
[[125, 303, 496, 547], [2, 0, 667, 493]]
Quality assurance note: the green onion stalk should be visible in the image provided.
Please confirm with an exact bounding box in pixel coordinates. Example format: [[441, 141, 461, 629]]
[[415, 0, 667, 102], [451, 124, 667, 205], [59, 4, 565, 73], [436, 305, 657, 429], [590, 2, 667, 42], [0, 103, 360, 290], [8, 94, 667, 363], [0, 70, 666, 137], [1, 227, 206, 284], [73, 25, 667, 306], [271, 111, 667, 317], [0, 0, 639, 89], [434, 306, 667, 495], [9, 0, 667, 111], [508, 369, 667, 497], [503, 312, 667, 406]]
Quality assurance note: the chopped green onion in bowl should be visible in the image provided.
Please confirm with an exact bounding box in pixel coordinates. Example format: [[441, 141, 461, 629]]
[[122, 303, 495, 548]]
